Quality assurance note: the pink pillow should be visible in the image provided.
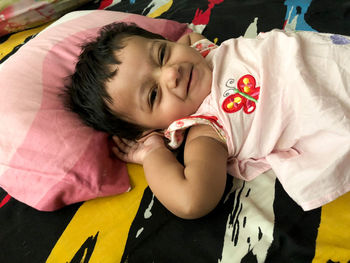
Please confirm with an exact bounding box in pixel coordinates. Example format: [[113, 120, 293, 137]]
[[0, 10, 191, 211]]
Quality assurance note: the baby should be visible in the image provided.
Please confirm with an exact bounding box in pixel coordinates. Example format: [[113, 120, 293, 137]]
[[65, 22, 350, 219]]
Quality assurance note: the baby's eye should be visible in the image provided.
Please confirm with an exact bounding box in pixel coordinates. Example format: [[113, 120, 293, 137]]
[[149, 86, 158, 108], [159, 43, 166, 65]]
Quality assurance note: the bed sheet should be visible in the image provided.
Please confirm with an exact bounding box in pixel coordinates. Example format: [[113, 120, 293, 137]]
[[0, 0, 349, 262], [0, 0, 92, 37]]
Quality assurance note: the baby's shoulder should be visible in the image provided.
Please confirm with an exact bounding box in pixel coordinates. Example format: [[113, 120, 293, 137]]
[[186, 124, 227, 150]]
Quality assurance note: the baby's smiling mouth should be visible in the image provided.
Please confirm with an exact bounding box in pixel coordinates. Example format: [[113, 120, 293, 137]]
[[186, 66, 193, 95]]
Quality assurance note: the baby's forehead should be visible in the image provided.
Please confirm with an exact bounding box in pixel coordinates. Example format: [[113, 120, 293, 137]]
[[127, 33, 174, 47], [114, 36, 171, 64]]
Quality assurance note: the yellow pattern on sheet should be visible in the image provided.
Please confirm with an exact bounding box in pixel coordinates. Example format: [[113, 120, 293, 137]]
[[313, 192, 350, 262], [0, 23, 50, 60], [146, 0, 173, 18], [46, 164, 148, 263]]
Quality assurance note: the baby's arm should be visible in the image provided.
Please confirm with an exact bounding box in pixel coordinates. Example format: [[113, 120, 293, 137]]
[[144, 125, 227, 219], [113, 125, 228, 219], [176, 32, 207, 46]]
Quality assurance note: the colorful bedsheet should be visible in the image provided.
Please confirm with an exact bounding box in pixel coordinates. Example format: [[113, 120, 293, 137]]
[[1, 0, 349, 262], [0, 0, 92, 37]]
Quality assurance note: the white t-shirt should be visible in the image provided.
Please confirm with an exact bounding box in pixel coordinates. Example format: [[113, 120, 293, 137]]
[[165, 30, 350, 211]]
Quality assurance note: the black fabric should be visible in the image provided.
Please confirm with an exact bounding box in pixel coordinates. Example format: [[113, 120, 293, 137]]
[[108, 0, 288, 43], [121, 175, 234, 263], [265, 180, 321, 263], [121, 177, 322, 262], [305, 0, 350, 35], [0, 189, 81, 263]]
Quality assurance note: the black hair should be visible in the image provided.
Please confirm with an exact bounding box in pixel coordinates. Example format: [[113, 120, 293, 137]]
[[63, 22, 165, 140]]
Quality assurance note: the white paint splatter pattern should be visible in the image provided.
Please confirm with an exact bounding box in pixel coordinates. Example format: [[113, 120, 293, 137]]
[[144, 194, 154, 219], [219, 170, 276, 263], [136, 227, 144, 238]]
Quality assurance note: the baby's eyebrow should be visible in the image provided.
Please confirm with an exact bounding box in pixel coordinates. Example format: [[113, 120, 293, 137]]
[[138, 40, 162, 113], [138, 41, 157, 113], [149, 41, 156, 62], [149, 40, 162, 64], [139, 81, 148, 112]]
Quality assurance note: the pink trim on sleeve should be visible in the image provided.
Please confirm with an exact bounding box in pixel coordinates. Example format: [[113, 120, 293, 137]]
[[164, 115, 226, 149], [191, 39, 217, 57]]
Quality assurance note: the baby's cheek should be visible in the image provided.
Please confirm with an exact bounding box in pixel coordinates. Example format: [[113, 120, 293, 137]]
[[164, 107, 189, 123]]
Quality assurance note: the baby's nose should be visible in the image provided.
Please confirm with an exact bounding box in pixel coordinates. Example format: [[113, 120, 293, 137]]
[[162, 64, 180, 90]]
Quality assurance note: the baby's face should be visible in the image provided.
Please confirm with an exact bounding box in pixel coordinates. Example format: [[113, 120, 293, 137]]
[[106, 35, 212, 130]]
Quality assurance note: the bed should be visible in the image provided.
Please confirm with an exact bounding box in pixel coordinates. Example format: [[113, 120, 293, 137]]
[[0, 0, 349, 262]]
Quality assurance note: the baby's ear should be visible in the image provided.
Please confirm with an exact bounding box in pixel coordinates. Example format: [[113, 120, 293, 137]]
[[176, 34, 191, 45], [177, 32, 206, 46]]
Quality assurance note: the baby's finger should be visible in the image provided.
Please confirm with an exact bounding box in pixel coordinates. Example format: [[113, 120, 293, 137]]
[[113, 136, 136, 148], [112, 136, 123, 145], [121, 138, 137, 147], [112, 146, 128, 162], [113, 136, 131, 153]]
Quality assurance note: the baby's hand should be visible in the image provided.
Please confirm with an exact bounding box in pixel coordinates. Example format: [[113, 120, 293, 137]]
[[112, 134, 165, 164]]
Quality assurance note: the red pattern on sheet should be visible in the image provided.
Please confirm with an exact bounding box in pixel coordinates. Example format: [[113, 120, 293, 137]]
[[0, 194, 11, 208], [192, 0, 224, 25], [99, 0, 114, 9]]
